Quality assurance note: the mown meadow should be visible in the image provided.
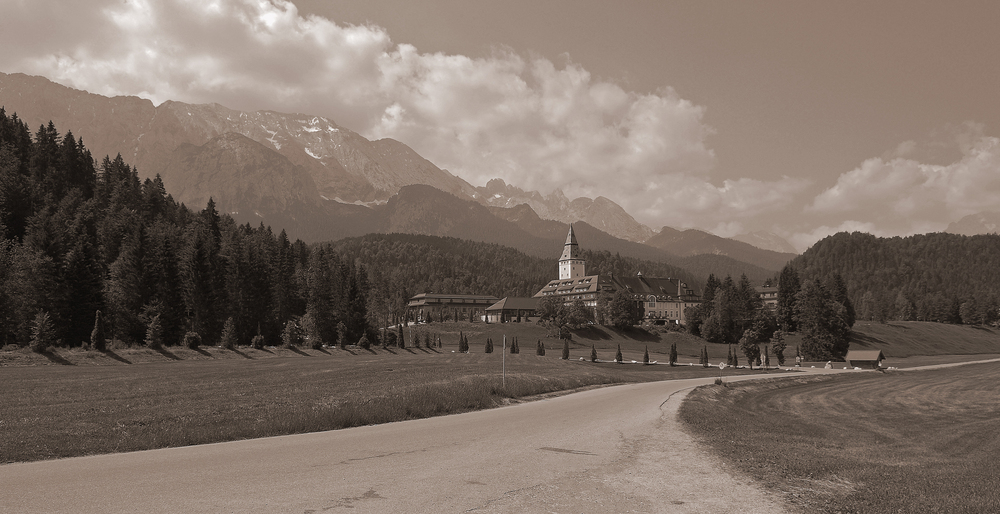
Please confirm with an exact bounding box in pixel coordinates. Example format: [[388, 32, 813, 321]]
[[680, 361, 1000, 513]]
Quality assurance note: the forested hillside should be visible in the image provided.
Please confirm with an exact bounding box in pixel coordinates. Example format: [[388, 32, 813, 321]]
[[791, 232, 1000, 325]]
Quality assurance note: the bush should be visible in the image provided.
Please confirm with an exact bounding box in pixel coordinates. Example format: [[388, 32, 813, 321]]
[[219, 317, 237, 350], [145, 315, 164, 350], [358, 334, 371, 350], [537, 340, 545, 356], [182, 331, 202, 350], [615, 345, 623, 363], [251, 334, 265, 350], [30, 311, 57, 353], [714, 377, 725, 386], [590, 345, 598, 363], [282, 319, 302, 348]]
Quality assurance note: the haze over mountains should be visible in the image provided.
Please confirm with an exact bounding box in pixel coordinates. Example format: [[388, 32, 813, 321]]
[[0, 71, 803, 278]]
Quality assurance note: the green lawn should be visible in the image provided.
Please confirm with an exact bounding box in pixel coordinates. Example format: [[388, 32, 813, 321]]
[[0, 349, 755, 464], [680, 362, 1000, 513]]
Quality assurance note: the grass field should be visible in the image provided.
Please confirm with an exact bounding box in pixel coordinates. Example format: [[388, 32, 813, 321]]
[[679, 362, 1000, 513], [0, 348, 760, 464]]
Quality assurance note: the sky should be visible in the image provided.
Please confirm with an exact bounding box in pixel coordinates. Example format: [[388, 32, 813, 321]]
[[2, 0, 999, 251]]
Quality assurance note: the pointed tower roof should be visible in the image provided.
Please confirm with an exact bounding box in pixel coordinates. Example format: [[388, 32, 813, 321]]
[[560, 224, 580, 261]]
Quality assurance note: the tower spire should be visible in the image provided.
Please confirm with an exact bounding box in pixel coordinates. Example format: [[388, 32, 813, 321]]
[[559, 224, 585, 279]]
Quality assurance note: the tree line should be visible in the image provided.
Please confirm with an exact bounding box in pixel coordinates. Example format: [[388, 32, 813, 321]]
[[790, 231, 1000, 326], [685, 269, 855, 362]]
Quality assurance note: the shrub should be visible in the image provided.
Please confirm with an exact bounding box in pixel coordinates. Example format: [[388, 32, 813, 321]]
[[590, 345, 598, 362], [90, 310, 106, 352], [219, 317, 237, 350], [30, 311, 57, 353], [251, 334, 265, 350], [145, 315, 164, 350], [300, 312, 323, 349], [336, 321, 347, 350], [182, 331, 202, 350], [562, 339, 570, 360], [615, 345, 623, 363], [714, 377, 725, 386], [358, 334, 371, 350], [537, 340, 545, 356], [282, 319, 302, 348]]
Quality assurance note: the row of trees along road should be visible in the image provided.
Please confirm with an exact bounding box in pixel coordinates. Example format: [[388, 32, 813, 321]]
[[685, 269, 855, 362]]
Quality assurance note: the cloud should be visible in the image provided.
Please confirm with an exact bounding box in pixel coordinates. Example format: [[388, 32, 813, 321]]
[[807, 135, 1000, 239], [774, 132, 1000, 252], [2, 0, 808, 233]]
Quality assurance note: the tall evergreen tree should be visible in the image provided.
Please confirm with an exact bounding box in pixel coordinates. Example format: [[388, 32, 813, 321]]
[[777, 265, 801, 332]]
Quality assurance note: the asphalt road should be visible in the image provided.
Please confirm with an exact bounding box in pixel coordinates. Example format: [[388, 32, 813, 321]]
[[1, 373, 805, 514]]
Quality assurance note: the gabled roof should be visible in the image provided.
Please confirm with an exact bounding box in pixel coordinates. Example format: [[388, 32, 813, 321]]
[[845, 350, 885, 361], [486, 297, 540, 311]]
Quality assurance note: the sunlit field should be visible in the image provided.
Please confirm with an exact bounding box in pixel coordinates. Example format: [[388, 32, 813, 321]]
[[680, 362, 1000, 513]]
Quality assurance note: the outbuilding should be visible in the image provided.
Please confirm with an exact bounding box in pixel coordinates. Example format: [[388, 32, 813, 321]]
[[845, 349, 885, 370], [485, 297, 539, 323]]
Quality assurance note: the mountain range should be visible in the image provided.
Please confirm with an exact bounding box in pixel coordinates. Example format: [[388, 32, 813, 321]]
[[0, 71, 798, 279]]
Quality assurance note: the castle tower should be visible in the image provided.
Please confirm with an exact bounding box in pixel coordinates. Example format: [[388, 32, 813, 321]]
[[559, 225, 585, 280]]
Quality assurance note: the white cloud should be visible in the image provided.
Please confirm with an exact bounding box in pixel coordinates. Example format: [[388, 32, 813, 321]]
[[1, 0, 809, 233], [807, 136, 1000, 239]]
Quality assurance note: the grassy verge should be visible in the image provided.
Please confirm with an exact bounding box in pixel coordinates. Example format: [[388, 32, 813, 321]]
[[679, 362, 1000, 513], [0, 351, 756, 464]]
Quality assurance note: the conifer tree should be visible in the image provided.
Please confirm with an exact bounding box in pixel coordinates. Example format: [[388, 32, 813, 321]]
[[590, 345, 598, 362], [30, 311, 57, 353], [90, 310, 106, 351], [485, 337, 493, 353], [423, 332, 431, 349], [615, 344, 623, 363], [220, 317, 237, 350], [562, 339, 570, 360], [643, 345, 649, 364], [669, 342, 678, 366], [145, 314, 163, 350], [397, 323, 404, 348], [537, 340, 545, 356], [282, 319, 302, 348]]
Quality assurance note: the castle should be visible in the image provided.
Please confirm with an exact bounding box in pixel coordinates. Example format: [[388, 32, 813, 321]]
[[532, 225, 701, 325]]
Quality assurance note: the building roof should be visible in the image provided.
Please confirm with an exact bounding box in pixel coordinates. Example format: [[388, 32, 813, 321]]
[[533, 273, 699, 301], [485, 297, 540, 311], [845, 350, 885, 361], [407, 293, 500, 307], [559, 225, 580, 261]]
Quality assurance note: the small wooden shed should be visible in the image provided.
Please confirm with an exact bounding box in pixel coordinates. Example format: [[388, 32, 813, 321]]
[[845, 349, 885, 369]]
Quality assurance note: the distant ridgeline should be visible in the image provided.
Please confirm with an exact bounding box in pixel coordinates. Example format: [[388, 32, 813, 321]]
[[0, 111, 707, 350], [790, 231, 1000, 325]]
